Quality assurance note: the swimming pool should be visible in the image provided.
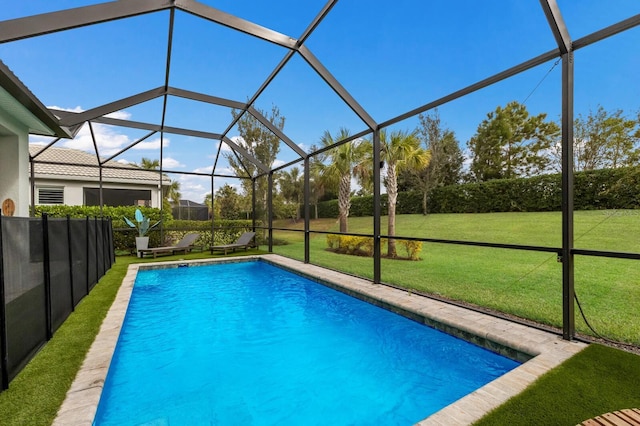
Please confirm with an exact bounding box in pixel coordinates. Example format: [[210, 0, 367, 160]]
[[93, 260, 520, 425]]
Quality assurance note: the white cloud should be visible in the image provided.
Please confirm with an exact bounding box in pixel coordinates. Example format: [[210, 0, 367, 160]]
[[215, 166, 235, 175], [162, 157, 184, 169], [28, 136, 52, 146], [49, 105, 83, 114], [272, 159, 285, 168], [44, 106, 161, 157], [104, 110, 131, 120], [193, 165, 213, 174], [226, 136, 244, 151], [60, 122, 131, 156], [132, 137, 168, 150], [116, 158, 136, 165], [176, 174, 210, 203]]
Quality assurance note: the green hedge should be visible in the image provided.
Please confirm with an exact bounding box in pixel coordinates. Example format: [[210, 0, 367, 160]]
[[315, 167, 640, 217], [163, 220, 263, 248], [34, 206, 261, 252]]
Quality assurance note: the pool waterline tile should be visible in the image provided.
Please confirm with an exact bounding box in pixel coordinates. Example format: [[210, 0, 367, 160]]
[[53, 254, 586, 426]]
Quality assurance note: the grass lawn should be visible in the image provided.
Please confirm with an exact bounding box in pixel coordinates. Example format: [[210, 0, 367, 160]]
[[476, 343, 640, 425], [271, 211, 640, 345], [1, 211, 639, 425]]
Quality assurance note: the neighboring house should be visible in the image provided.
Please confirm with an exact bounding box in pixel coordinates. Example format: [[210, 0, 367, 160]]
[[0, 59, 71, 217], [29, 146, 170, 208]]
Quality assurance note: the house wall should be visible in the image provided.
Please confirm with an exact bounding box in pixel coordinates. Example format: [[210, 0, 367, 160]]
[[30, 177, 163, 208], [0, 115, 29, 217]]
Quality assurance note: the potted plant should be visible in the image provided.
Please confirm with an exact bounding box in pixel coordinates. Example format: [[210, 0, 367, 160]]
[[124, 208, 160, 257]]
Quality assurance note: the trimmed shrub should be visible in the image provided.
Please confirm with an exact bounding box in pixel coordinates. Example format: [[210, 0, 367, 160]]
[[34, 205, 260, 252], [326, 234, 421, 260], [402, 240, 423, 260], [316, 166, 640, 217]]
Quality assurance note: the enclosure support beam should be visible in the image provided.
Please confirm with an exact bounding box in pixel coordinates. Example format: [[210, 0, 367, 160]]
[[304, 157, 310, 264], [67, 215, 75, 311], [30, 158, 36, 217], [210, 174, 215, 246], [561, 51, 575, 340], [251, 178, 256, 232], [0, 212, 9, 390], [267, 174, 273, 253], [248, 107, 307, 159], [87, 122, 103, 215], [373, 129, 382, 284], [58, 87, 165, 127], [298, 46, 377, 131], [42, 214, 53, 340], [0, 0, 172, 44], [539, 0, 571, 54]]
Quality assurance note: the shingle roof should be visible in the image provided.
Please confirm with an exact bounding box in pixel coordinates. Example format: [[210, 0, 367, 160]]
[[29, 145, 171, 185]]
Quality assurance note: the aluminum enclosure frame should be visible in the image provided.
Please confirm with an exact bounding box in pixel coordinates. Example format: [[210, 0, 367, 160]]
[[1, 0, 639, 343]]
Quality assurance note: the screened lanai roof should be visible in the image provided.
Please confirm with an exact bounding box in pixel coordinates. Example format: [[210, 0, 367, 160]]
[[0, 1, 639, 202]]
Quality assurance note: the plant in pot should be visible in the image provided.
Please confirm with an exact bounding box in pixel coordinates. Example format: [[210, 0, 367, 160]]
[[124, 208, 160, 257]]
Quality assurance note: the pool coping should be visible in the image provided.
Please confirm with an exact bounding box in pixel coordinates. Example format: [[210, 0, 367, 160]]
[[52, 254, 587, 426]]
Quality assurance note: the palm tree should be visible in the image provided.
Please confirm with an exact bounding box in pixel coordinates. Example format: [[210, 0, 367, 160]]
[[376, 129, 430, 258], [137, 157, 181, 207], [165, 180, 181, 205], [139, 157, 159, 170], [278, 167, 303, 221], [316, 128, 366, 233], [308, 150, 326, 220]]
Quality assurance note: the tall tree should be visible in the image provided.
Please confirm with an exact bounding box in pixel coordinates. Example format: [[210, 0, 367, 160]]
[[366, 129, 430, 258], [278, 167, 303, 221], [307, 144, 326, 220], [468, 101, 560, 181], [139, 157, 160, 170], [225, 105, 284, 221], [401, 109, 463, 214], [203, 192, 219, 219], [165, 180, 181, 205], [137, 157, 180, 206], [316, 128, 367, 233], [214, 184, 242, 219], [571, 106, 639, 171]]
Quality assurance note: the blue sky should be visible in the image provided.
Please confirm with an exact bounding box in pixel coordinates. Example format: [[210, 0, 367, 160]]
[[1, 1, 639, 203]]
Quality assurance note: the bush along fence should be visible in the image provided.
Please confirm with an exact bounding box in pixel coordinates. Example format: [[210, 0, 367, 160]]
[[314, 166, 640, 217], [35, 206, 263, 253], [0, 213, 114, 391], [326, 234, 423, 260]]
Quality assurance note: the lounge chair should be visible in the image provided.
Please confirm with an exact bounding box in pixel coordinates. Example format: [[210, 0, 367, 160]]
[[210, 231, 256, 255], [139, 233, 202, 258]]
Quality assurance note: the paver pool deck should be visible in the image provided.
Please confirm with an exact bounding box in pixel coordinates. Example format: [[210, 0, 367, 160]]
[[53, 254, 587, 426]]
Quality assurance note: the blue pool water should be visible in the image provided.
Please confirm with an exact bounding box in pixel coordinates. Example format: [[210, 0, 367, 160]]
[[94, 260, 519, 425]]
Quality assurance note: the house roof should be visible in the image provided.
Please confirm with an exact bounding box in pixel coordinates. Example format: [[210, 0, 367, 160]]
[[29, 145, 171, 186], [176, 199, 207, 207], [0, 60, 72, 138]]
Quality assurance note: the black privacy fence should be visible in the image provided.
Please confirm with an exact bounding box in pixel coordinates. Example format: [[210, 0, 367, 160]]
[[0, 214, 114, 391]]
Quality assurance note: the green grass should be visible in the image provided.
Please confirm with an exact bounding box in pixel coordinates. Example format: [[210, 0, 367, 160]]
[[0, 249, 262, 426], [2, 211, 639, 424], [475, 344, 640, 425], [272, 211, 640, 344]]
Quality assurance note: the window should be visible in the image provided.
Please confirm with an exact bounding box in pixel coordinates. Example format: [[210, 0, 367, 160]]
[[83, 188, 151, 207], [37, 187, 64, 204]]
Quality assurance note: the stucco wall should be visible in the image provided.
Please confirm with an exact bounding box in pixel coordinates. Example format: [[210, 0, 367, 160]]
[[0, 115, 29, 217], [30, 177, 163, 208]]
